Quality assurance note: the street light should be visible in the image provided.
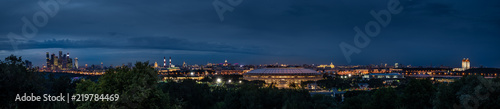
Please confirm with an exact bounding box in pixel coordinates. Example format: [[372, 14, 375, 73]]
[[217, 78, 221, 83], [239, 80, 242, 83], [190, 72, 194, 76], [228, 80, 232, 83]]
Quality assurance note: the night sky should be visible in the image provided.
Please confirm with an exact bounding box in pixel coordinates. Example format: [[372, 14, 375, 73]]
[[1, 0, 499, 68]]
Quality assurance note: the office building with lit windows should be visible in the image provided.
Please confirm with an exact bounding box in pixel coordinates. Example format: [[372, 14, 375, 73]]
[[462, 58, 470, 70]]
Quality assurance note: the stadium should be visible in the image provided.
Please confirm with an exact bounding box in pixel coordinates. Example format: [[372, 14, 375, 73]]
[[243, 68, 322, 88]]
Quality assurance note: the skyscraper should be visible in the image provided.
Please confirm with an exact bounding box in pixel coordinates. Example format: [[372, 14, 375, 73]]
[[223, 60, 228, 66], [75, 57, 79, 69], [46, 52, 50, 69], [62, 53, 67, 69], [54, 56, 59, 69], [59, 51, 62, 59], [462, 58, 470, 70], [50, 54, 55, 70], [66, 53, 72, 69]]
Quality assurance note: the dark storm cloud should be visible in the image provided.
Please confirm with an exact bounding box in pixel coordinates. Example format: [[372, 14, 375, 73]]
[[404, 0, 457, 16], [1, 0, 500, 67], [403, 0, 500, 26], [0, 37, 266, 55]]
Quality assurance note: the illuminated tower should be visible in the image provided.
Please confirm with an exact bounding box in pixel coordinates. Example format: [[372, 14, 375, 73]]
[[462, 58, 466, 69], [467, 58, 470, 69], [46, 52, 50, 69], [154, 62, 158, 68], [50, 54, 55, 70], [58, 51, 63, 69], [163, 57, 166, 68], [462, 58, 470, 70], [74, 57, 79, 69], [54, 56, 59, 70], [223, 60, 228, 66], [62, 53, 67, 69], [59, 51, 62, 59], [183, 61, 186, 67], [66, 53, 70, 69], [101, 62, 104, 69], [169, 57, 172, 68]]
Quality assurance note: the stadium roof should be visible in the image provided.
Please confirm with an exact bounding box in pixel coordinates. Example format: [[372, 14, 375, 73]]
[[244, 68, 321, 75], [367, 73, 402, 76]]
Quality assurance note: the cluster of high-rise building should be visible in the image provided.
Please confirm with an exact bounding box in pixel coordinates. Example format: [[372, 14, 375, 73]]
[[452, 58, 471, 71], [462, 58, 471, 70], [46, 51, 76, 70]]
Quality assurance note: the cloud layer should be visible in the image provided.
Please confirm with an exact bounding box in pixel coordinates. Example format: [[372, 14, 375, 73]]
[[1, 0, 499, 67]]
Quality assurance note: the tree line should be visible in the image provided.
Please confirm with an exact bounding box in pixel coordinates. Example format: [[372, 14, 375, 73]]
[[340, 76, 500, 109], [1, 55, 499, 109]]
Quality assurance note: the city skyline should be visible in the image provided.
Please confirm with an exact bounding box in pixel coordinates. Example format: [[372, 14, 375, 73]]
[[1, 0, 500, 67], [2, 1, 500, 109], [19, 50, 492, 69]]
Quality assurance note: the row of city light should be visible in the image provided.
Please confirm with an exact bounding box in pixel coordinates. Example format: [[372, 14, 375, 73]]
[[403, 72, 498, 76], [216, 78, 242, 83]]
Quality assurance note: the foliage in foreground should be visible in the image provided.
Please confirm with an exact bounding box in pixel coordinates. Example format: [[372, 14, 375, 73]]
[[0, 55, 77, 109], [161, 79, 337, 109], [2, 55, 500, 109], [341, 76, 500, 109], [76, 62, 170, 109]]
